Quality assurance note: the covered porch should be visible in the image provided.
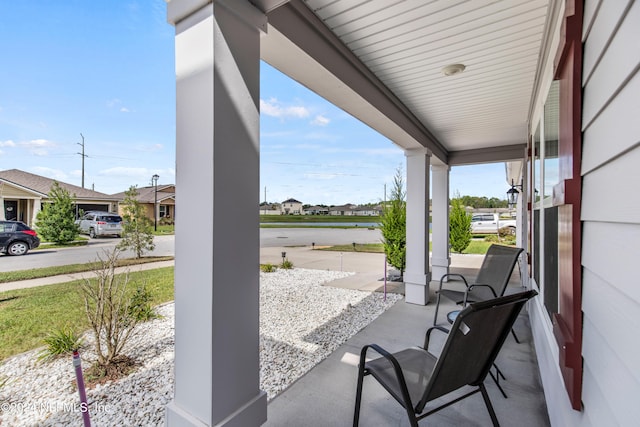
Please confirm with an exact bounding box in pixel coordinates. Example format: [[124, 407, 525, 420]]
[[264, 252, 549, 426], [165, 0, 583, 426]]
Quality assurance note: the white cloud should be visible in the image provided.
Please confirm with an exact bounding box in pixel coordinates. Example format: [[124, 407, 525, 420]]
[[260, 98, 309, 119], [20, 139, 55, 156], [106, 98, 121, 108], [31, 167, 69, 181], [311, 115, 330, 126], [0, 140, 16, 147], [120, 107, 131, 113]]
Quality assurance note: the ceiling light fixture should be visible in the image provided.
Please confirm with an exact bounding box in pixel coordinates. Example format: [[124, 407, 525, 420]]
[[441, 63, 466, 76]]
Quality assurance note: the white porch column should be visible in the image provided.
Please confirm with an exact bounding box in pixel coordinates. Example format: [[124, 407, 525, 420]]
[[404, 148, 431, 305], [166, 2, 267, 427], [0, 196, 5, 221], [431, 165, 450, 280], [31, 199, 41, 226]]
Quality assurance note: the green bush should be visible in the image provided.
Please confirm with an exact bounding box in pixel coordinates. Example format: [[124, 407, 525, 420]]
[[484, 234, 499, 243], [280, 259, 294, 270], [128, 284, 159, 322], [380, 167, 406, 276], [35, 181, 80, 244], [38, 326, 84, 361], [260, 263, 277, 273], [449, 194, 472, 253]]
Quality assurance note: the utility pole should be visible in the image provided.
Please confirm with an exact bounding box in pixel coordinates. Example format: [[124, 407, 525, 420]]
[[77, 133, 87, 188]]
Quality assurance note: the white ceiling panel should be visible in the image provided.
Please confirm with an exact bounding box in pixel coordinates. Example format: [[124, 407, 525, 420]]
[[297, 0, 550, 154]]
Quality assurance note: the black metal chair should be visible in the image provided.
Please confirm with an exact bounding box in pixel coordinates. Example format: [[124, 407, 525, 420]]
[[433, 244, 524, 328], [353, 290, 538, 427]]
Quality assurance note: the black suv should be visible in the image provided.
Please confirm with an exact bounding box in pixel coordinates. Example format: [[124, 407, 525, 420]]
[[0, 220, 41, 256]]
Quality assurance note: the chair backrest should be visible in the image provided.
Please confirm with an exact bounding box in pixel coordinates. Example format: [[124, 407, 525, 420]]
[[473, 244, 524, 298], [417, 290, 537, 411]]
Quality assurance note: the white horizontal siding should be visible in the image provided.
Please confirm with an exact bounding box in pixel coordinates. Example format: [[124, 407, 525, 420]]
[[581, 0, 640, 407], [582, 0, 640, 128], [582, 269, 640, 385], [581, 221, 640, 304], [582, 70, 640, 174], [582, 315, 640, 426], [581, 145, 640, 224], [582, 0, 633, 83], [580, 364, 615, 427]]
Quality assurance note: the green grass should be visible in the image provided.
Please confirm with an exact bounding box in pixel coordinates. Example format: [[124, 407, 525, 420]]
[[260, 224, 374, 229], [320, 240, 514, 255], [317, 243, 385, 253], [260, 214, 380, 223], [0, 267, 174, 361], [153, 225, 174, 235], [0, 256, 174, 283]]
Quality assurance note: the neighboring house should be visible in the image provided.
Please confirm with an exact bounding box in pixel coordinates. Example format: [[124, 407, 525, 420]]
[[112, 185, 176, 224], [259, 202, 281, 215], [329, 204, 356, 216], [302, 205, 328, 215], [0, 169, 120, 227], [352, 205, 382, 216], [281, 198, 302, 215]]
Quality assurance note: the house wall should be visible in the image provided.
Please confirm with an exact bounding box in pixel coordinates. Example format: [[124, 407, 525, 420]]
[[579, 1, 640, 426], [531, 1, 640, 425]]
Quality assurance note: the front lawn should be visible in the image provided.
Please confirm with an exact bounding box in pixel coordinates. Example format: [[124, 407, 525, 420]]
[[0, 267, 174, 361]]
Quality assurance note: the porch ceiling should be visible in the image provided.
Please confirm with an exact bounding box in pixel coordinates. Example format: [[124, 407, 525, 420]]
[[260, 0, 550, 165]]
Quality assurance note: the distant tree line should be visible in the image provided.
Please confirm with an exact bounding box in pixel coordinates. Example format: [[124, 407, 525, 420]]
[[457, 195, 508, 209]]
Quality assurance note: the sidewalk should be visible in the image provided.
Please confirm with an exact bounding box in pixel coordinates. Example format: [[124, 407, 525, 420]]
[[0, 260, 175, 292]]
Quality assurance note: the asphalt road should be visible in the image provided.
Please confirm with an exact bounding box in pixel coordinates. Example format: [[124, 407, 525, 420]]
[[0, 228, 383, 271]]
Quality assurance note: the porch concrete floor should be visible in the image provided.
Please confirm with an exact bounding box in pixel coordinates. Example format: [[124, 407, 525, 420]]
[[262, 247, 550, 426]]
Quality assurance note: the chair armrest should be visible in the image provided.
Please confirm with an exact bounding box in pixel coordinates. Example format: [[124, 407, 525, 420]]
[[359, 344, 414, 407], [437, 273, 469, 292], [464, 283, 498, 305], [423, 325, 449, 351]]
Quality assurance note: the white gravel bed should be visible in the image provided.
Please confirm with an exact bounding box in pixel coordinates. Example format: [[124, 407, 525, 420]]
[[0, 268, 402, 426]]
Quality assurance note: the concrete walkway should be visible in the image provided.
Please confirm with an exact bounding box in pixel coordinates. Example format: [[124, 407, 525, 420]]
[[0, 260, 175, 292]]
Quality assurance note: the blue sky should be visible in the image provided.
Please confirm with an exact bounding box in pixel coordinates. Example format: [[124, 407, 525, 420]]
[[1, 1, 510, 206]]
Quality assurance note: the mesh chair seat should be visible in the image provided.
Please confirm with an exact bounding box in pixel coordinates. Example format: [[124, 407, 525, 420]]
[[366, 347, 437, 409]]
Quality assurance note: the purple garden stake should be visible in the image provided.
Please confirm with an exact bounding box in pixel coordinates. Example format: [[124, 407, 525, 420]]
[[73, 350, 92, 427], [384, 255, 387, 302]]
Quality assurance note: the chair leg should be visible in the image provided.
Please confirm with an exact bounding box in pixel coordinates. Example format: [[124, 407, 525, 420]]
[[511, 328, 521, 343], [433, 292, 442, 326], [489, 366, 508, 399], [480, 384, 500, 427], [353, 366, 365, 426]]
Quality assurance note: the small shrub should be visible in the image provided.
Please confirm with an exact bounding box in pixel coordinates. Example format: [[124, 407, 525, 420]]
[[280, 259, 294, 269], [260, 263, 276, 273], [38, 327, 84, 361], [498, 226, 516, 237], [484, 234, 499, 243], [81, 248, 143, 367], [159, 216, 174, 226], [128, 284, 159, 322]]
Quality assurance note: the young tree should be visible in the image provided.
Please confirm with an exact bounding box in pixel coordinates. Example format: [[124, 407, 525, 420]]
[[449, 193, 472, 253], [35, 181, 79, 244], [117, 186, 155, 258], [380, 167, 406, 277], [80, 248, 142, 369]]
